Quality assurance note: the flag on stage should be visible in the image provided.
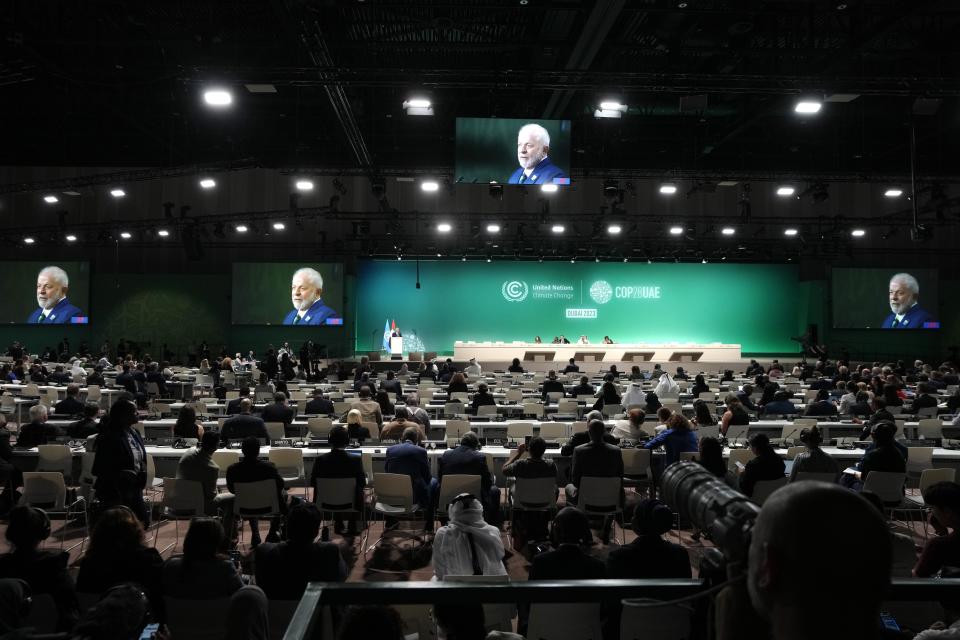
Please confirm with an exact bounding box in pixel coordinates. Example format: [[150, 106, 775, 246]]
[[391, 319, 397, 334], [382, 320, 391, 351]]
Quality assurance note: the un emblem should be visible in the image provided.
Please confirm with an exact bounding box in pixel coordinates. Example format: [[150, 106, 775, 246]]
[[501, 280, 529, 302], [589, 280, 613, 304]]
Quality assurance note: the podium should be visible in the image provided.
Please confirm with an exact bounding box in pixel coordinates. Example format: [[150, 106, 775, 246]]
[[389, 336, 403, 357]]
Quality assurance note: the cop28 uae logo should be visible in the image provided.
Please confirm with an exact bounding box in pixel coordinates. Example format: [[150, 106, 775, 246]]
[[501, 280, 529, 302], [589, 280, 613, 304]]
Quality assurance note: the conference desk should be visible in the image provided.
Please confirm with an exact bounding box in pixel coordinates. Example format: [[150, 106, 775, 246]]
[[453, 342, 742, 364]]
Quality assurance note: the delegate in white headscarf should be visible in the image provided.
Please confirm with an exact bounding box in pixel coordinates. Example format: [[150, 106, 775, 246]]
[[432, 495, 507, 580], [654, 373, 679, 396], [621, 382, 647, 408]]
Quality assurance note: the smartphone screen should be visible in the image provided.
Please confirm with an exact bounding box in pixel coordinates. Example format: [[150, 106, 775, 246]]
[[139, 623, 160, 640]]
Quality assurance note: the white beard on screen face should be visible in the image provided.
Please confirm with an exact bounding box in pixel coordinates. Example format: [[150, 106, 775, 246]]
[[37, 295, 62, 310], [889, 299, 914, 315], [292, 296, 318, 312]]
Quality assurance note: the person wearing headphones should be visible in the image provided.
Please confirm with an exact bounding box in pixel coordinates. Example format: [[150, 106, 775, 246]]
[[605, 498, 690, 579], [789, 426, 839, 483], [0, 506, 79, 630]]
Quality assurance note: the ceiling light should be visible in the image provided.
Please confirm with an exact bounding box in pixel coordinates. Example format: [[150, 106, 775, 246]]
[[851, 228, 866, 237], [235, 224, 248, 233], [244, 84, 276, 94], [272, 222, 285, 231], [421, 180, 439, 192], [403, 98, 434, 116], [659, 184, 678, 195], [157, 229, 170, 237], [702, 258, 707, 264], [120, 231, 132, 239], [607, 224, 622, 234], [884, 188, 903, 197], [23, 237, 35, 244], [776, 186, 795, 196], [594, 100, 628, 118], [43, 195, 58, 204], [721, 227, 736, 235], [437, 223, 452, 233], [541, 184, 558, 193], [203, 88, 233, 107], [65, 234, 77, 242], [295, 180, 314, 191], [669, 226, 684, 235], [551, 225, 565, 234], [783, 228, 799, 236], [199, 178, 216, 189], [110, 188, 126, 198], [599, 101, 626, 111], [794, 100, 822, 114], [486, 224, 501, 233]]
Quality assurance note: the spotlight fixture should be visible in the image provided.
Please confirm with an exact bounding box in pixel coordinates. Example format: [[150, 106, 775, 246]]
[[110, 188, 126, 198], [850, 228, 866, 237], [272, 222, 286, 231], [295, 180, 314, 192], [23, 237, 35, 244], [551, 224, 565, 234], [776, 186, 795, 196], [669, 226, 684, 235], [783, 228, 799, 236], [421, 180, 440, 192], [157, 229, 170, 237], [607, 224, 622, 234], [594, 100, 627, 118], [43, 195, 58, 204], [235, 224, 248, 233], [203, 88, 233, 107], [402, 97, 434, 116], [65, 234, 77, 242], [437, 223, 452, 233], [541, 184, 558, 193], [486, 224, 501, 233], [199, 178, 216, 189], [794, 99, 822, 114], [721, 227, 736, 235], [884, 188, 903, 198], [659, 184, 678, 195], [120, 231, 132, 239]]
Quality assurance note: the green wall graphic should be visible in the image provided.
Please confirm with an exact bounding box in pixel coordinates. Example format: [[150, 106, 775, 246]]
[[356, 261, 802, 354]]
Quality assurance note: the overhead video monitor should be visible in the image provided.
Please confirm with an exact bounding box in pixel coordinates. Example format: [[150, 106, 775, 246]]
[[0, 262, 91, 325], [231, 263, 344, 326], [455, 117, 572, 186], [832, 268, 939, 329]]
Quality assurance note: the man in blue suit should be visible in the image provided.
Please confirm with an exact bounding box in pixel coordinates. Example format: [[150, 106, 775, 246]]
[[881, 272, 935, 329], [507, 123, 567, 185], [384, 426, 433, 528], [27, 266, 84, 324], [282, 267, 340, 325]]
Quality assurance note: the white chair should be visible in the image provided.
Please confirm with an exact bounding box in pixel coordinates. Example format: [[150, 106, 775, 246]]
[[156, 477, 206, 553], [523, 403, 544, 418], [436, 474, 482, 519], [307, 417, 334, 439], [728, 448, 755, 471], [527, 603, 602, 640], [444, 402, 464, 417], [212, 449, 241, 487], [511, 476, 557, 531], [578, 476, 623, 544], [164, 596, 231, 640], [602, 403, 623, 418], [36, 444, 73, 480], [621, 448, 653, 497], [538, 422, 569, 441], [20, 471, 87, 553], [751, 477, 788, 505], [507, 423, 534, 441], [906, 447, 935, 482], [367, 473, 428, 566], [557, 400, 579, 416], [918, 419, 943, 441], [698, 391, 715, 401], [314, 477, 365, 537], [620, 598, 693, 640], [268, 448, 305, 491], [445, 420, 472, 444], [233, 480, 283, 544], [265, 421, 286, 442], [505, 389, 524, 404], [697, 425, 719, 440]]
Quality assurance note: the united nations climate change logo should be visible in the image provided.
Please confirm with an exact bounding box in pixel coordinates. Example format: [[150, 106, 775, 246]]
[[501, 280, 529, 302], [589, 280, 613, 304]]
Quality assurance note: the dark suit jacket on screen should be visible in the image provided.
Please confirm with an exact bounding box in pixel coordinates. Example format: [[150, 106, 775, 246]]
[[26, 298, 84, 324], [507, 157, 567, 185], [882, 304, 934, 329], [282, 299, 339, 326]]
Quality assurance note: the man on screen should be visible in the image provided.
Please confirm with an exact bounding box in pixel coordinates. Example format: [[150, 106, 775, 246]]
[[27, 266, 84, 324], [508, 124, 567, 185], [283, 267, 340, 326], [882, 272, 934, 329]]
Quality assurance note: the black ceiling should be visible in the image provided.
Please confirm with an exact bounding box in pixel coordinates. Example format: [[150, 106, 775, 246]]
[[5, 0, 960, 179]]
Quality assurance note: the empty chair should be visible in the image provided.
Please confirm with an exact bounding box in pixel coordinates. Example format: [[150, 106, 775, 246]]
[[538, 422, 569, 441], [602, 403, 623, 418], [917, 419, 943, 441], [785, 446, 805, 459], [557, 400, 579, 415], [621, 448, 653, 497], [527, 603, 602, 640], [268, 448, 305, 490], [156, 477, 206, 552], [233, 480, 283, 543], [264, 422, 286, 442], [862, 471, 906, 505], [21, 471, 87, 552], [522, 403, 544, 418], [726, 424, 749, 443], [505, 389, 524, 404], [620, 598, 693, 640], [314, 476, 365, 532], [436, 474, 482, 519], [36, 444, 73, 480], [476, 404, 498, 417], [578, 476, 623, 543], [905, 468, 957, 508], [444, 402, 464, 417], [307, 417, 334, 439], [906, 447, 935, 481], [507, 423, 535, 441], [697, 391, 715, 401]]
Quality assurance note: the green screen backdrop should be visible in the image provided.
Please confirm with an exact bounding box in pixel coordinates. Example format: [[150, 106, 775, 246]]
[[356, 261, 800, 354]]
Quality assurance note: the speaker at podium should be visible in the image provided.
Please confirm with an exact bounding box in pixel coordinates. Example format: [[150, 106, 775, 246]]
[[389, 336, 403, 358]]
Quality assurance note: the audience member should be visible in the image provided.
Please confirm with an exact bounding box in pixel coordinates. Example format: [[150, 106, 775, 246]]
[[611, 407, 646, 440], [226, 436, 285, 545], [436, 431, 500, 525], [384, 426, 432, 527], [692, 399, 717, 427], [432, 494, 507, 580], [310, 426, 366, 535], [261, 392, 294, 425], [762, 390, 799, 416], [568, 376, 595, 397], [351, 385, 383, 427], [644, 414, 698, 467], [255, 502, 346, 599], [914, 481, 960, 577], [380, 406, 424, 441], [720, 395, 750, 436], [803, 388, 838, 417], [220, 398, 269, 445], [173, 404, 204, 440], [92, 398, 148, 523], [162, 518, 243, 599], [16, 404, 60, 448], [567, 420, 623, 542], [591, 381, 621, 412], [226, 386, 250, 415], [54, 383, 85, 415], [738, 433, 785, 497], [470, 382, 496, 413], [789, 426, 839, 482], [66, 402, 100, 438], [607, 498, 690, 578], [502, 436, 557, 548], [305, 388, 335, 415], [342, 407, 372, 442]]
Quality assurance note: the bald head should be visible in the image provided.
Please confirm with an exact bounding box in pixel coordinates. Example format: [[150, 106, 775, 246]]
[[748, 482, 889, 635]]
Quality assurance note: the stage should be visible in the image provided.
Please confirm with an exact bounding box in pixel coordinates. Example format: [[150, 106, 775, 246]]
[[452, 341, 741, 364]]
